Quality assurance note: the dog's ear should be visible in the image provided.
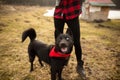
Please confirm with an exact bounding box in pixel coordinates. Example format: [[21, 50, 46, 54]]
[[66, 28, 73, 37]]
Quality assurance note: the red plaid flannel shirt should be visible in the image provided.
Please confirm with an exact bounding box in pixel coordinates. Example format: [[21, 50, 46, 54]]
[[54, 0, 82, 20]]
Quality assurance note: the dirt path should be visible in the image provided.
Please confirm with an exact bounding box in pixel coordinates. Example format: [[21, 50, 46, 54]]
[[0, 5, 120, 80]]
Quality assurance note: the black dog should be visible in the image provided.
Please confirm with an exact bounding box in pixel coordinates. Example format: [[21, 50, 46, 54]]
[[22, 28, 74, 80]]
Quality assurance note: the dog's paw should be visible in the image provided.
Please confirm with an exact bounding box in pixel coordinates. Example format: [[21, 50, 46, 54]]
[[30, 69, 33, 72]]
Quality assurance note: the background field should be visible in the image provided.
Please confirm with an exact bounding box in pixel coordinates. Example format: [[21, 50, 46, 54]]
[[0, 5, 120, 80]]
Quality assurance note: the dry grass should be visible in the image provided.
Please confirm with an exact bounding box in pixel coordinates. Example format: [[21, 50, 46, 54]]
[[0, 5, 120, 80]]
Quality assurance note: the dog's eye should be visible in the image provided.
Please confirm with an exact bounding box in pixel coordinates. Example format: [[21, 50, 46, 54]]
[[66, 37, 69, 41]]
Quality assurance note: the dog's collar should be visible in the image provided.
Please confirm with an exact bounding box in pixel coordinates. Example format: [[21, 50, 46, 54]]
[[49, 47, 70, 58]]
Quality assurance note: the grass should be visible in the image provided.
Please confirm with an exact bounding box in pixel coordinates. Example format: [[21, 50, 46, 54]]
[[0, 5, 120, 80]]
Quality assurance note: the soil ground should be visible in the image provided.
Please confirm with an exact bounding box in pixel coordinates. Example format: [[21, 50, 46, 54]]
[[0, 5, 120, 80]]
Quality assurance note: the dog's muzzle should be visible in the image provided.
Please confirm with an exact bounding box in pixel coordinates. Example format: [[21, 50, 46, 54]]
[[59, 42, 68, 53]]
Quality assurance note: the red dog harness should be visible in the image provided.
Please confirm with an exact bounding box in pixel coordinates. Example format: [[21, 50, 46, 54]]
[[49, 47, 70, 58]]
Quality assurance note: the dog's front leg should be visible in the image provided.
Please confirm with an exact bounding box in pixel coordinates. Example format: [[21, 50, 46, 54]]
[[51, 68, 56, 80], [58, 68, 63, 80]]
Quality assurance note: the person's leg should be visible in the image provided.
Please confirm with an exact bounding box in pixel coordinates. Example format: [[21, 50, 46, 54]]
[[66, 17, 82, 62], [54, 18, 65, 40], [66, 17, 86, 79]]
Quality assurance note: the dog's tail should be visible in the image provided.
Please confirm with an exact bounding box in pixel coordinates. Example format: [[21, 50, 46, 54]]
[[22, 28, 36, 42]]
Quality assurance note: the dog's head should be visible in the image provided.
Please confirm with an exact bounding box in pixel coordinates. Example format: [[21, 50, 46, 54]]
[[55, 28, 74, 54]]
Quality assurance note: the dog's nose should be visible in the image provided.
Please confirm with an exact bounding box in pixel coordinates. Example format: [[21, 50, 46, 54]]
[[60, 43, 67, 47]]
